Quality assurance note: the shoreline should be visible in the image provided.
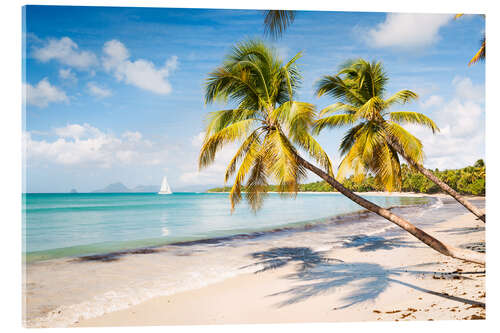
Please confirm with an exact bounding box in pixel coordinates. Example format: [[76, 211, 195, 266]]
[[24, 194, 436, 264], [73, 211, 485, 327]]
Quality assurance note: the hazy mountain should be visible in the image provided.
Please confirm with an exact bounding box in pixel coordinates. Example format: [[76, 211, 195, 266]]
[[92, 182, 221, 193], [92, 182, 130, 193], [92, 183, 159, 193]]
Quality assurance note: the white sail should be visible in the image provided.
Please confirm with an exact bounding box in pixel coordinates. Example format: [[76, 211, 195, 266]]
[[158, 176, 172, 194]]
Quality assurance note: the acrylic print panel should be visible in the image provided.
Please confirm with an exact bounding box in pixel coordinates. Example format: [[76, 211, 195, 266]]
[[22, 4, 485, 328]]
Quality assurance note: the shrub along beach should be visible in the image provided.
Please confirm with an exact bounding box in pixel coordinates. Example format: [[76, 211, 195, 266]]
[[208, 160, 486, 196]]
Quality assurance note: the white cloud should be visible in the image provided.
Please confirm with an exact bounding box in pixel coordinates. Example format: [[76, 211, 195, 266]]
[[24, 124, 168, 168], [452, 76, 485, 102], [191, 131, 206, 147], [54, 124, 94, 140], [420, 95, 444, 109], [33, 37, 97, 69], [406, 77, 484, 169], [59, 68, 77, 82], [366, 14, 453, 49], [122, 131, 142, 142], [87, 82, 112, 98], [102, 39, 178, 95], [24, 78, 69, 108]]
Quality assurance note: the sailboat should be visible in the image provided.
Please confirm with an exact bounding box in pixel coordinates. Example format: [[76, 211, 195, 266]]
[[158, 176, 173, 194]]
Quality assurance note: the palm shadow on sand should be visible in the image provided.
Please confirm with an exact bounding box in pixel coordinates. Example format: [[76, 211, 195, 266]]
[[437, 227, 485, 235], [245, 246, 485, 310], [336, 235, 420, 252]]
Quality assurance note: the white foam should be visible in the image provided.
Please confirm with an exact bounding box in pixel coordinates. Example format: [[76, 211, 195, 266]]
[[416, 197, 443, 217], [27, 264, 255, 328]]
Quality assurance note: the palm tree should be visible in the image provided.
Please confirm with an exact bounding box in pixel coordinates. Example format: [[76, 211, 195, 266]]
[[314, 59, 485, 222], [199, 40, 484, 264], [263, 10, 295, 38], [455, 14, 485, 66]]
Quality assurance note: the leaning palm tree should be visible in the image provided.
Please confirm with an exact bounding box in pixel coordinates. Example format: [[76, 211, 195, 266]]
[[199, 40, 484, 264], [314, 59, 485, 222]]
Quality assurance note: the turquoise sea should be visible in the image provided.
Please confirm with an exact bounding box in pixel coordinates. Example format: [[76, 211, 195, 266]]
[[23, 192, 428, 262], [24, 192, 485, 327]]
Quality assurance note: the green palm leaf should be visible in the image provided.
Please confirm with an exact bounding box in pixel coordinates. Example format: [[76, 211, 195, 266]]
[[384, 90, 418, 108], [389, 112, 439, 133], [199, 119, 255, 169]]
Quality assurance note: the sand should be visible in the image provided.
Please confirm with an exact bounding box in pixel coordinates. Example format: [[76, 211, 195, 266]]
[[74, 210, 486, 327]]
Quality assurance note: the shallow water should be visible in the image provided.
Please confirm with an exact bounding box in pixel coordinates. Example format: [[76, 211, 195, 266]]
[[23, 193, 484, 327], [23, 192, 428, 261]]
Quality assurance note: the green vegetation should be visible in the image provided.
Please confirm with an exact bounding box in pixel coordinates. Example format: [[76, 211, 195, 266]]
[[208, 160, 485, 196]]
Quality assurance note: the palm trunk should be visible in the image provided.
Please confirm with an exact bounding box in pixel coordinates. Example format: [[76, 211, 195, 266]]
[[295, 155, 485, 265], [387, 139, 485, 222]]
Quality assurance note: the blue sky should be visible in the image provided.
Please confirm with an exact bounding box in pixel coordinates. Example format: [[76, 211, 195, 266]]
[[23, 6, 485, 192]]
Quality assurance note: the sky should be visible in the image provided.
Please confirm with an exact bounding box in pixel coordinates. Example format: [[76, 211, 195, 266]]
[[22, 6, 485, 193]]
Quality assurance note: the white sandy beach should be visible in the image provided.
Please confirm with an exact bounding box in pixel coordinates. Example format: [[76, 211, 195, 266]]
[[73, 207, 485, 327]]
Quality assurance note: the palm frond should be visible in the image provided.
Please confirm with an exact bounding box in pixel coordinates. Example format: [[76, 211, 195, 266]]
[[229, 136, 263, 211], [469, 36, 485, 66], [337, 144, 364, 182], [339, 123, 365, 156], [293, 131, 333, 175], [199, 119, 256, 169], [313, 114, 357, 134], [318, 102, 358, 117], [281, 51, 303, 100], [204, 108, 259, 137], [315, 75, 366, 106], [354, 96, 385, 120], [265, 130, 306, 195], [225, 129, 263, 183], [371, 143, 401, 191], [244, 148, 270, 212], [384, 90, 418, 108], [390, 112, 440, 133], [385, 122, 424, 164], [263, 10, 296, 39], [271, 101, 315, 131], [205, 67, 263, 109]]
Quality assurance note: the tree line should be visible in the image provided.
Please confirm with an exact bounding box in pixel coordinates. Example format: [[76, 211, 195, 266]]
[[208, 159, 485, 196]]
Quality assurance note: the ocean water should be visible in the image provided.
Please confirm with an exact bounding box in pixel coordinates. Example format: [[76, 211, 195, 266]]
[[23, 192, 483, 327], [23, 192, 428, 262]]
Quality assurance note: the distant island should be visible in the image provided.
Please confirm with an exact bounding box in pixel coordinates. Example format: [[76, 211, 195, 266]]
[[92, 182, 159, 193], [91, 182, 222, 193], [208, 160, 485, 196]]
